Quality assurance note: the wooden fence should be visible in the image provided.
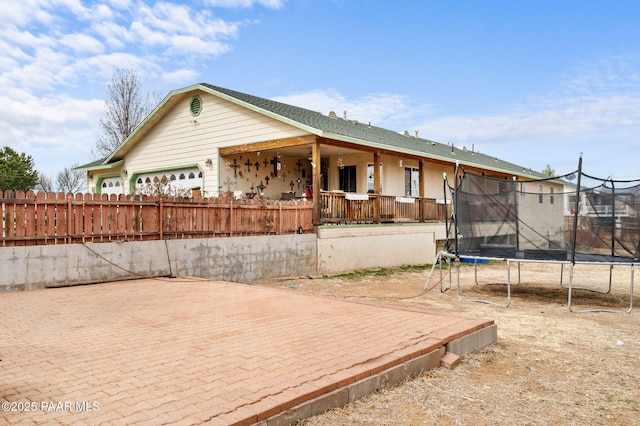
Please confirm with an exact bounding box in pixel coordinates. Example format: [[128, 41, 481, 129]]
[[0, 191, 313, 247]]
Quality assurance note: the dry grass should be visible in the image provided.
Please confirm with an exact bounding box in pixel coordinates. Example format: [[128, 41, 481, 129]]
[[255, 262, 640, 425]]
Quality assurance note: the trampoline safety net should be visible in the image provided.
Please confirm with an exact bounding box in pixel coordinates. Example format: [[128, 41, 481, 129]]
[[448, 167, 640, 262]]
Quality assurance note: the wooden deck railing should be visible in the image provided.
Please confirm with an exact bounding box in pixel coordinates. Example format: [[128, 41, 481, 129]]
[[0, 191, 313, 247], [320, 192, 450, 224]]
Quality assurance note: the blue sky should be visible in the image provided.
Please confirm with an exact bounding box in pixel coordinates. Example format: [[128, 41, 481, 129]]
[[2, 0, 640, 180]]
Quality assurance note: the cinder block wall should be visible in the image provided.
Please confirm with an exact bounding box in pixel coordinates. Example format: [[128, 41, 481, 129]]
[[0, 235, 317, 292], [166, 234, 317, 282]]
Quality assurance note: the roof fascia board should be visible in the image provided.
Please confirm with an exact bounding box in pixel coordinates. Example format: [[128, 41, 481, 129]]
[[72, 159, 125, 173]]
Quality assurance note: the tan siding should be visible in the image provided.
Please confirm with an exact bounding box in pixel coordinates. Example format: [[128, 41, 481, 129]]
[[121, 92, 309, 195]]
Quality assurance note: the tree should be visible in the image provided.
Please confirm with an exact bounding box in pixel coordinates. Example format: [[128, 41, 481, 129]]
[[94, 69, 159, 158], [35, 164, 86, 194], [542, 164, 556, 177], [36, 173, 55, 192], [56, 164, 86, 193], [0, 146, 39, 191]]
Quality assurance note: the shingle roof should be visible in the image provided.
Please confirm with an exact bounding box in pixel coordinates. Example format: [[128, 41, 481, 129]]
[[72, 157, 109, 172], [77, 82, 544, 179], [200, 83, 545, 179]]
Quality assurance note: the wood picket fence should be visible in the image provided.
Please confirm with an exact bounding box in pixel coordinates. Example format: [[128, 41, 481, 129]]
[[0, 191, 313, 247]]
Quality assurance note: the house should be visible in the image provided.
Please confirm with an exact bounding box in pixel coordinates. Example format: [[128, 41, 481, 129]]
[[75, 82, 560, 226]]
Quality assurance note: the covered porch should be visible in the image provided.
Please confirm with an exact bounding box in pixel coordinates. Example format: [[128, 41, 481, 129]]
[[219, 134, 454, 226]]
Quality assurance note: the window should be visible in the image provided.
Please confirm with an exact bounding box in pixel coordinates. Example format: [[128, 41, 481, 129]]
[[520, 182, 526, 196], [550, 187, 555, 204], [179, 173, 185, 180], [170, 174, 176, 181], [404, 167, 419, 197], [198, 171, 202, 178], [100, 178, 124, 196], [538, 185, 544, 204], [137, 178, 143, 184], [188, 172, 195, 179], [339, 165, 357, 192]]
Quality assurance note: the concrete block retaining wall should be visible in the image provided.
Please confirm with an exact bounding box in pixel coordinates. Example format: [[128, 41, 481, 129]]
[[0, 223, 445, 291], [0, 235, 317, 292]]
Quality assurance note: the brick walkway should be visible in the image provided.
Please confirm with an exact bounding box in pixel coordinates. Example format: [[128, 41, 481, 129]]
[[0, 278, 495, 425]]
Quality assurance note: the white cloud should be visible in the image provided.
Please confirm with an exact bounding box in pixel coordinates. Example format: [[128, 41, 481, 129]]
[[0, 88, 102, 165], [272, 89, 433, 128], [59, 33, 104, 55], [130, 2, 239, 58], [0, 0, 279, 174], [0, 0, 249, 98], [161, 68, 200, 84], [416, 57, 640, 147], [204, 0, 285, 8]]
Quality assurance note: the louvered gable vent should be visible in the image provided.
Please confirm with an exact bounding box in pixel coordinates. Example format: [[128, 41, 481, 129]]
[[190, 96, 202, 116]]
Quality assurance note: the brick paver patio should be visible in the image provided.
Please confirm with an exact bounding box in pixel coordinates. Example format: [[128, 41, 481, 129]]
[[0, 278, 495, 425]]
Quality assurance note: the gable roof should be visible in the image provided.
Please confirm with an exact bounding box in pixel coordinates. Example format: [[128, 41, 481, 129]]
[[76, 83, 546, 179]]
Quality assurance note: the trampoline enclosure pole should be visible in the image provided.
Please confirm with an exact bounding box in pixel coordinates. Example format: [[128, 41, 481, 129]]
[[443, 172, 450, 253], [571, 154, 583, 265], [453, 161, 460, 258]]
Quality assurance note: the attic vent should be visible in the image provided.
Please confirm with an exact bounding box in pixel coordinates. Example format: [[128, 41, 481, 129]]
[[328, 111, 337, 119], [190, 96, 202, 117], [403, 130, 410, 136]]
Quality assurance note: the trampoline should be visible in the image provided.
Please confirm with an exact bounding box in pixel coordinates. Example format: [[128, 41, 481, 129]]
[[426, 155, 638, 313]]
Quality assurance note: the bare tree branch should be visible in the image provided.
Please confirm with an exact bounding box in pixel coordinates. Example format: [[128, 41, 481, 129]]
[[94, 69, 159, 158], [56, 164, 86, 194], [36, 173, 55, 193]]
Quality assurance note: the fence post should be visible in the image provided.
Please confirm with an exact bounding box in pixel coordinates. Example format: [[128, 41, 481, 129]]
[[159, 197, 164, 240], [67, 195, 72, 244], [230, 199, 234, 237]]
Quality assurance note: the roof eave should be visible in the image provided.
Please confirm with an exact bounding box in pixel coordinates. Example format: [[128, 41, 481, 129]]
[[71, 159, 125, 173], [320, 132, 543, 178]]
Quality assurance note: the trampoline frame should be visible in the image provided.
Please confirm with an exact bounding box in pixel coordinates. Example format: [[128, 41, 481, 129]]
[[425, 251, 635, 313]]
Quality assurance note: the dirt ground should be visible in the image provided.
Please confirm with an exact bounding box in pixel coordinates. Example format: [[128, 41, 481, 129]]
[[254, 261, 639, 426]]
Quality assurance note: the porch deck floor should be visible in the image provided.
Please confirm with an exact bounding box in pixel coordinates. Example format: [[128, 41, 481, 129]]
[[0, 278, 495, 425]]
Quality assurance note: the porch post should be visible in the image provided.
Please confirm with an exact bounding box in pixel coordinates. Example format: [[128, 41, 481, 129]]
[[418, 160, 425, 222], [374, 152, 381, 224], [312, 140, 321, 226]]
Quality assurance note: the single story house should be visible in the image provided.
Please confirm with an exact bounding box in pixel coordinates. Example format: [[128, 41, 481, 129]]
[[74, 83, 560, 225]]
